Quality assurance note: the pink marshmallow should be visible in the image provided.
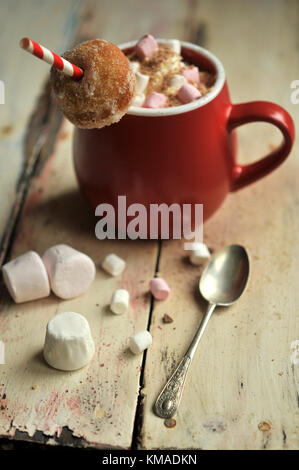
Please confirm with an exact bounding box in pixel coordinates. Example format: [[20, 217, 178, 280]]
[[136, 34, 158, 60], [182, 66, 200, 85], [177, 84, 201, 104], [143, 92, 167, 109], [149, 278, 170, 300]]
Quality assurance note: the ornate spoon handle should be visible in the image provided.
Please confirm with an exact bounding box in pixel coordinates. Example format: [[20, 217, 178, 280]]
[[154, 355, 191, 419], [154, 303, 216, 419]]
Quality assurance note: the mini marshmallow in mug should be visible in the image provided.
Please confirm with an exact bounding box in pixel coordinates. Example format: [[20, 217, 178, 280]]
[[131, 92, 145, 107], [135, 71, 149, 94], [178, 83, 201, 104], [129, 61, 140, 73], [102, 253, 126, 276], [169, 74, 187, 91], [162, 39, 181, 54], [143, 92, 167, 109], [129, 330, 152, 354], [182, 66, 200, 85], [135, 34, 158, 59], [110, 289, 130, 315]]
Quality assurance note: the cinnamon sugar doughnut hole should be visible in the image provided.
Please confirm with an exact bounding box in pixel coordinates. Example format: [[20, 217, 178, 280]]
[[51, 39, 136, 129]]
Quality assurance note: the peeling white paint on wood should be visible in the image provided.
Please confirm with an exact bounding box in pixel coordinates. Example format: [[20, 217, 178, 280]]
[[140, 0, 299, 450], [0, 0, 83, 248], [0, 0, 298, 450], [0, 122, 158, 448]]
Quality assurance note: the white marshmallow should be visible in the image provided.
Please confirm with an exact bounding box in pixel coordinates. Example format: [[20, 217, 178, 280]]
[[110, 289, 130, 315], [2, 251, 50, 303], [188, 242, 211, 265], [162, 39, 181, 54], [169, 73, 187, 90], [130, 61, 140, 73], [129, 330, 152, 354], [42, 244, 95, 300], [186, 242, 205, 251], [102, 253, 126, 276], [135, 71, 150, 94], [43, 311, 95, 371], [131, 92, 145, 107]]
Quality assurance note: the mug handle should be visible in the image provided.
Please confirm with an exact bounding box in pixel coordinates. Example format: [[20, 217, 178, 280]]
[[227, 101, 295, 191]]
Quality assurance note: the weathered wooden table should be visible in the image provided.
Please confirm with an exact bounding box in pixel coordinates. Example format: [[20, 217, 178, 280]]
[[0, 0, 298, 450]]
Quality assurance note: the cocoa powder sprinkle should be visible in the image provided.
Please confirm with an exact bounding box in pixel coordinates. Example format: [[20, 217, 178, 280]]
[[129, 43, 215, 107]]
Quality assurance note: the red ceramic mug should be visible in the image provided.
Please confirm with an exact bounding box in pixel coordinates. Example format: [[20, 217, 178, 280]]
[[73, 40, 295, 236]]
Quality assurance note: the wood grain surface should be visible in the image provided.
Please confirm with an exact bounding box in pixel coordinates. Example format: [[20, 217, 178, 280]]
[[0, 0, 298, 450], [140, 0, 299, 450], [0, 0, 84, 263]]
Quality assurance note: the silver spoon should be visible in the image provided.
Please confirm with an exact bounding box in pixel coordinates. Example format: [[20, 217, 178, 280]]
[[154, 244, 250, 419]]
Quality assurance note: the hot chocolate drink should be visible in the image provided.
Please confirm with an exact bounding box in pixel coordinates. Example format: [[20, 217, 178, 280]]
[[128, 34, 216, 108]]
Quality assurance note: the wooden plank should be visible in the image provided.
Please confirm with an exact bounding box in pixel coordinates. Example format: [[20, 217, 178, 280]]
[[0, 0, 195, 262], [0, 0, 193, 449], [0, 120, 158, 448], [2, 0, 297, 450], [140, 0, 299, 449], [0, 0, 194, 262], [0, 0, 84, 261]]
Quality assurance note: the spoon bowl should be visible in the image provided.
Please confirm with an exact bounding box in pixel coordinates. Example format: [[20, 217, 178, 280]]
[[199, 244, 250, 306]]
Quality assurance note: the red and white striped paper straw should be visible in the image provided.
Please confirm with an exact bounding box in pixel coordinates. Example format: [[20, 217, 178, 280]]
[[19, 37, 83, 80]]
